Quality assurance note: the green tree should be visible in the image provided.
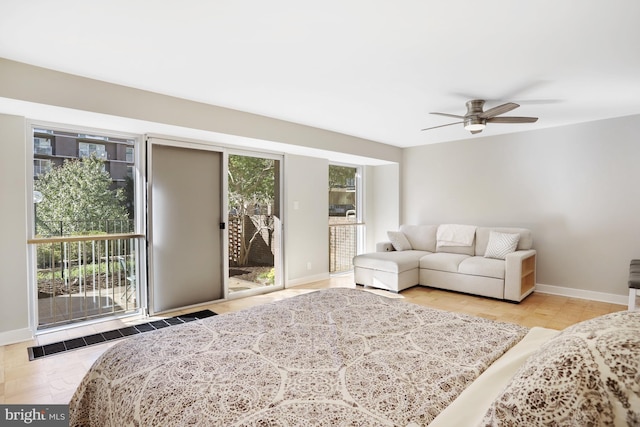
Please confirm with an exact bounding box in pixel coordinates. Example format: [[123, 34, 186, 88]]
[[329, 165, 356, 218], [34, 156, 129, 236], [329, 165, 355, 189], [228, 155, 276, 266]]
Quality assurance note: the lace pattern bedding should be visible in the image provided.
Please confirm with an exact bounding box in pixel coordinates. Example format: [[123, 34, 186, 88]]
[[480, 310, 640, 426], [69, 288, 528, 426]]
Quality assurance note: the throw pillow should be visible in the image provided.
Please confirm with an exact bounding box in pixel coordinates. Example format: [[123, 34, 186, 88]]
[[387, 230, 412, 251], [480, 311, 640, 426], [484, 231, 519, 259]]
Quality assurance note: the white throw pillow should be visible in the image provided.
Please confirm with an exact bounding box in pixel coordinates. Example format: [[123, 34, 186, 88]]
[[387, 231, 412, 251], [484, 231, 519, 259]]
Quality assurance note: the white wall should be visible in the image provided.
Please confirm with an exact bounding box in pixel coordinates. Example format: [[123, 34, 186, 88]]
[[284, 155, 329, 285], [0, 114, 31, 343], [402, 115, 640, 299], [364, 164, 400, 252]]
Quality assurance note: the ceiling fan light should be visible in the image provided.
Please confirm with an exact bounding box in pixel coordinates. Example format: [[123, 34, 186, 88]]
[[464, 123, 485, 131], [464, 117, 486, 132]]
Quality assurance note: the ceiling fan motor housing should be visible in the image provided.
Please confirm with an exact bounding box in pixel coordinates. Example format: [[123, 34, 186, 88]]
[[465, 99, 486, 115], [464, 100, 487, 131]]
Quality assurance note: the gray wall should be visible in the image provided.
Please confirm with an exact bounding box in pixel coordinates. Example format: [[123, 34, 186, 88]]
[[0, 114, 31, 342], [402, 114, 640, 297], [364, 164, 400, 252], [284, 155, 330, 284]]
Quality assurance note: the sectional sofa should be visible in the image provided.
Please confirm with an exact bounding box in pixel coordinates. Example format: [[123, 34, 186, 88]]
[[353, 224, 536, 302]]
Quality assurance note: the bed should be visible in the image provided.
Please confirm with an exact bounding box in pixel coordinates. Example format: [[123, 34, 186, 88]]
[[70, 288, 640, 426]]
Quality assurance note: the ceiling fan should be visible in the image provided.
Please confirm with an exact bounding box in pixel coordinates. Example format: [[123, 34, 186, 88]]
[[421, 100, 538, 134]]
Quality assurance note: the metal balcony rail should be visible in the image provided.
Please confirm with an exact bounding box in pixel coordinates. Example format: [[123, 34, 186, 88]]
[[28, 233, 144, 329], [329, 222, 364, 273]]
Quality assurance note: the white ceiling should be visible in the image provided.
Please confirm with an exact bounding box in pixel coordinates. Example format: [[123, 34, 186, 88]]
[[1, 0, 640, 148]]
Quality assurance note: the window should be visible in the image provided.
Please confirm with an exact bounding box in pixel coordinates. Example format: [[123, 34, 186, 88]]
[[329, 164, 363, 273], [79, 142, 107, 159], [126, 146, 134, 162], [34, 137, 52, 155], [329, 165, 357, 218], [34, 132, 134, 236], [33, 159, 52, 176], [29, 125, 143, 329]]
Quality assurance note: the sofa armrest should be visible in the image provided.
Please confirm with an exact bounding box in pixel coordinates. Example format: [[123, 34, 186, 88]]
[[376, 241, 395, 252], [504, 250, 537, 302]]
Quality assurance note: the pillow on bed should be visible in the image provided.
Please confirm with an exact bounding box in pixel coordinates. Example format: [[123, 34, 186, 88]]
[[484, 231, 520, 259], [387, 230, 412, 251], [480, 310, 640, 427]]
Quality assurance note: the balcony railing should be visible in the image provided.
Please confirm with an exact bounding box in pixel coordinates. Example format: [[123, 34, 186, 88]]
[[34, 145, 52, 155], [35, 219, 134, 237], [28, 233, 144, 329], [329, 222, 364, 273]]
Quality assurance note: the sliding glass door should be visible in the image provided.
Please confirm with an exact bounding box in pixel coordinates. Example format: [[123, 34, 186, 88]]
[[227, 153, 282, 295], [147, 139, 224, 313]]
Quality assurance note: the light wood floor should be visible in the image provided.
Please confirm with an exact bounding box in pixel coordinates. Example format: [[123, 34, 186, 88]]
[[0, 273, 625, 405]]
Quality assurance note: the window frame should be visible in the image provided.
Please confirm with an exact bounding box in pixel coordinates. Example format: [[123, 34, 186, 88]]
[[26, 120, 147, 332]]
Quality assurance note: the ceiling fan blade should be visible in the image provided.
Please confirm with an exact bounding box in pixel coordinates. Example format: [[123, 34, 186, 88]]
[[487, 116, 538, 123], [421, 121, 463, 131], [478, 102, 519, 119], [430, 112, 465, 119]]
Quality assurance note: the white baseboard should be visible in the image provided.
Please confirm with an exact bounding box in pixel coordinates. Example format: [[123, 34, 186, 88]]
[[535, 283, 628, 306], [286, 272, 331, 288], [0, 327, 33, 346]]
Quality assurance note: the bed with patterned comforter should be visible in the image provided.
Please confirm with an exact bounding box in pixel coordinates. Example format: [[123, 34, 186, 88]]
[[70, 287, 640, 426]]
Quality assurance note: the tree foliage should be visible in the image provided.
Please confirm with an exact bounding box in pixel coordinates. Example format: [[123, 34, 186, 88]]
[[228, 155, 277, 266], [228, 155, 275, 213], [329, 165, 356, 189], [34, 156, 129, 236]]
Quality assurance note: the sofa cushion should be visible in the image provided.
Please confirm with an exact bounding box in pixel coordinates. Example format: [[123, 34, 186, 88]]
[[476, 227, 533, 255], [353, 250, 426, 273], [387, 230, 412, 251], [484, 231, 520, 260], [458, 256, 505, 279], [420, 253, 470, 273], [399, 224, 438, 252]]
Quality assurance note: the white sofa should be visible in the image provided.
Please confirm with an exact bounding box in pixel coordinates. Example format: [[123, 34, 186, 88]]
[[353, 224, 536, 302]]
